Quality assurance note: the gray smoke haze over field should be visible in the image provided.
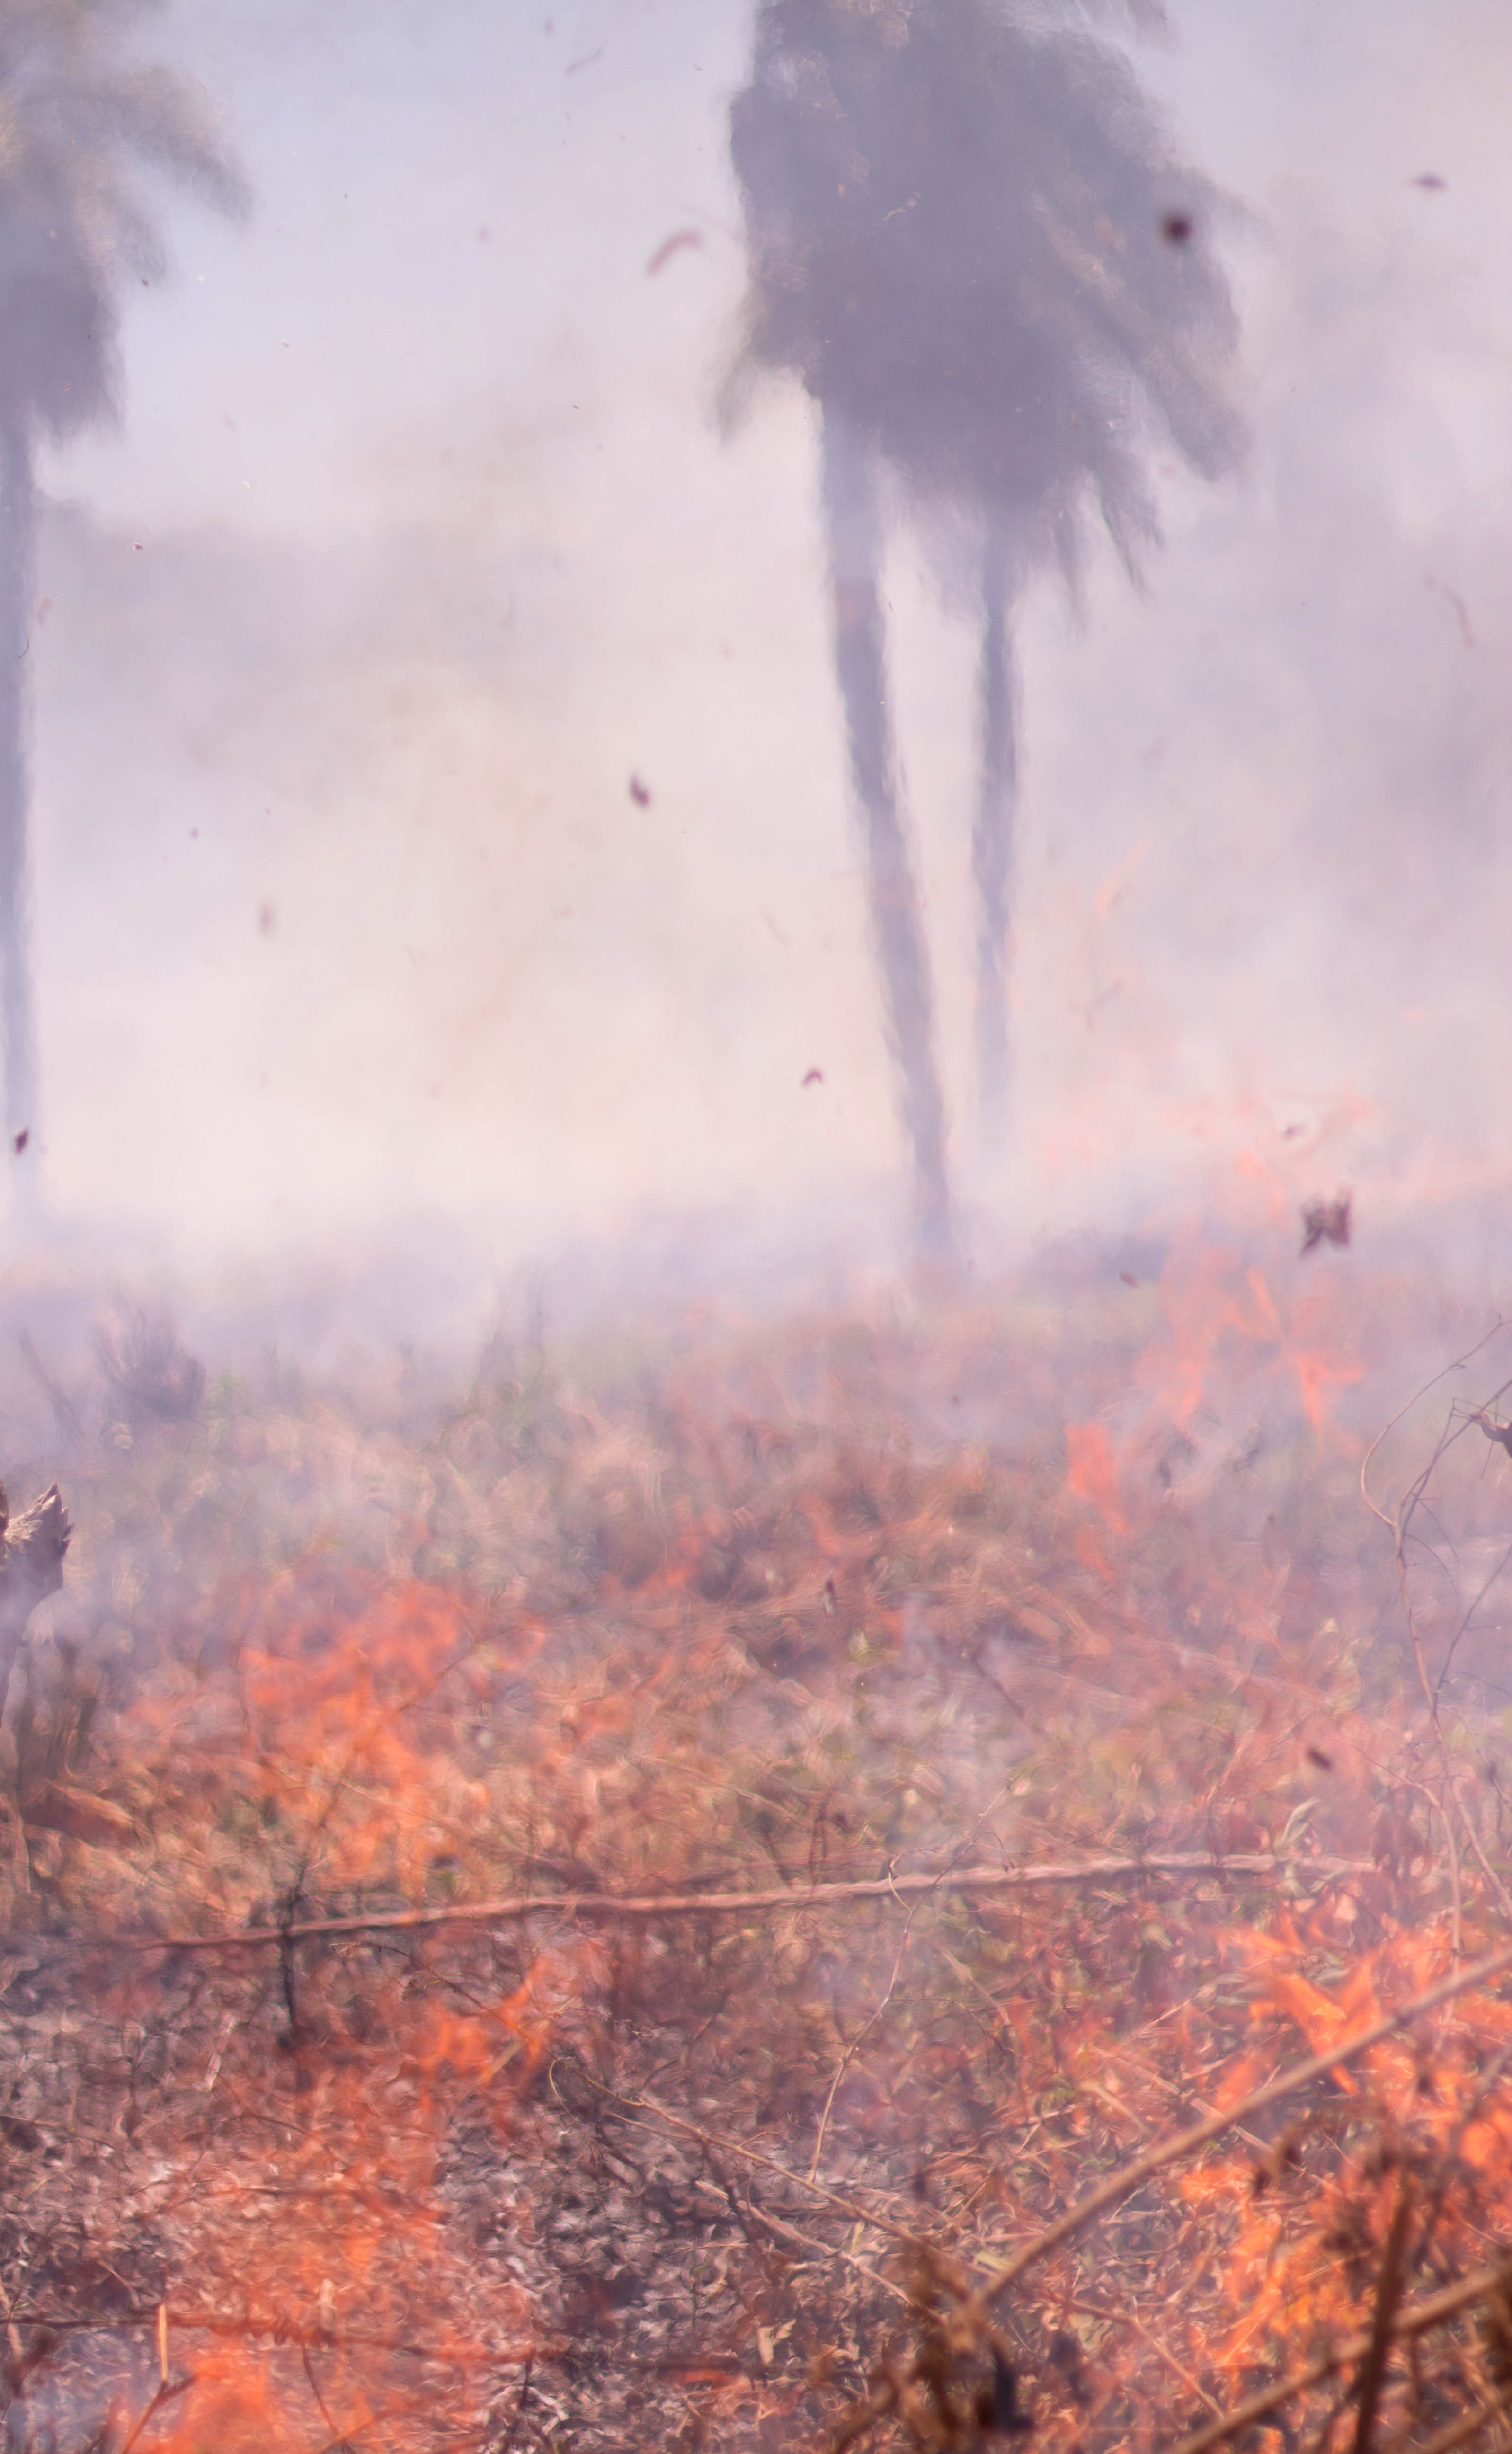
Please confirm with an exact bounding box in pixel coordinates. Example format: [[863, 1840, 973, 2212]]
[[8, 0, 1512, 1307]]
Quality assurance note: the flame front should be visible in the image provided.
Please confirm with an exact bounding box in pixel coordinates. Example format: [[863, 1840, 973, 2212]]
[[6, 1260, 1512, 2451]]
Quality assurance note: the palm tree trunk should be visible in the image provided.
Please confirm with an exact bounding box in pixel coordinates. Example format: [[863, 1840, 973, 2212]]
[[973, 519, 1017, 1147], [0, 414, 39, 1216], [819, 404, 954, 1267]]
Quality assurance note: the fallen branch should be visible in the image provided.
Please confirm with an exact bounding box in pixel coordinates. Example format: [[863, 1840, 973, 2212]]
[[129, 1851, 1374, 1954]]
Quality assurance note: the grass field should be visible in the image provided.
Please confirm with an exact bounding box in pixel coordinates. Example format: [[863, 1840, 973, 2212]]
[[2, 1247, 1512, 2452]]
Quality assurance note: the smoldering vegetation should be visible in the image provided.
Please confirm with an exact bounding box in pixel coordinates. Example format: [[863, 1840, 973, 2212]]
[[0, 1231, 1511, 2447]]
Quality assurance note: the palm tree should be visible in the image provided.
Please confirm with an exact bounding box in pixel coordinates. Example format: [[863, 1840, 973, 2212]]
[[0, 0, 247, 1213], [727, 0, 1242, 1255]]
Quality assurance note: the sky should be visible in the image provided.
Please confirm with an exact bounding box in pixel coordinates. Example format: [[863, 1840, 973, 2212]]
[[13, 0, 1512, 1296]]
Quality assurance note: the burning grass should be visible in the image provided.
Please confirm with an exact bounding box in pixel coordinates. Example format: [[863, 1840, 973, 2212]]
[[2, 1261, 1512, 2451]]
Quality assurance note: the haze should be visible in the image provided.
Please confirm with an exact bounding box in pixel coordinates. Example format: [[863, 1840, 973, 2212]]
[[18, 0, 1512, 1291]]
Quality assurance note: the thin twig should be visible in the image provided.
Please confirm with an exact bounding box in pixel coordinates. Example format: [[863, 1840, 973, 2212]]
[[497, 2354, 534, 2453], [117, 2377, 193, 2454], [1071, 2295, 1223, 2419], [1361, 1360, 1512, 1929], [810, 1901, 917, 2181], [1435, 1519, 1512, 1706], [734, 2189, 911, 2306], [1396, 1514, 1512, 1929], [1408, 1776, 1464, 1960], [1350, 2175, 1415, 2454], [1360, 1327, 1508, 1529], [301, 2345, 343, 2445], [569, 2067, 940, 2257]]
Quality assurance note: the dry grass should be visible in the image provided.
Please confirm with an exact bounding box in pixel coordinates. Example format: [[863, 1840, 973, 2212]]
[[0, 1264, 1511, 2452]]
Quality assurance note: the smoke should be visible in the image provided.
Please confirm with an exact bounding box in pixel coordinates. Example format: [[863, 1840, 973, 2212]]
[[1, 0, 1507, 1301], [996, 182, 1512, 1236]]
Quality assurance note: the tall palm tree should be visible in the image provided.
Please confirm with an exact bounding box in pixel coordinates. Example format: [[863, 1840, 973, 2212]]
[[0, 0, 247, 1213], [727, 0, 1242, 1255]]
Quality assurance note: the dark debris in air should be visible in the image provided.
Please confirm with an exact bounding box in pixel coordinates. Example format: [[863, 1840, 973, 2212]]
[[1299, 1193, 1351, 1257], [646, 229, 703, 277]]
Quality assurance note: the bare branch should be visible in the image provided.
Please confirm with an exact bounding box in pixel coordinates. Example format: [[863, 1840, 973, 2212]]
[[128, 1852, 1376, 1955]]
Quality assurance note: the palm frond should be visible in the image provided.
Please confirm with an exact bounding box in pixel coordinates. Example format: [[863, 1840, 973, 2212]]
[[728, 0, 1242, 582]]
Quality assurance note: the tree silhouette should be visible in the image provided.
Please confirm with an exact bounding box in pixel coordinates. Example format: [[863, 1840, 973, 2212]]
[[0, 0, 247, 1214], [727, 0, 1242, 1259]]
